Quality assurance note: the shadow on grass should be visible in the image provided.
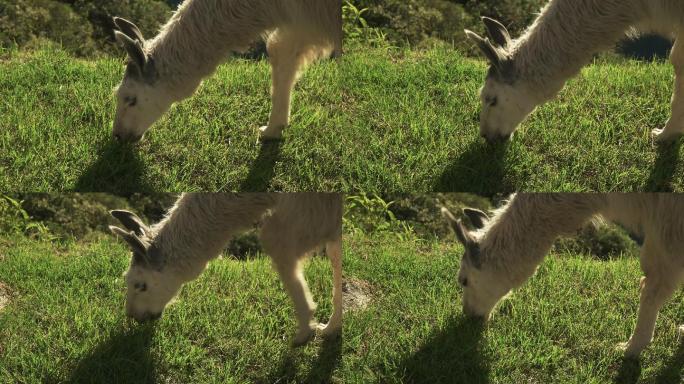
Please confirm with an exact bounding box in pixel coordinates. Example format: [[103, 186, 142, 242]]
[[653, 339, 684, 384], [262, 336, 342, 384], [645, 140, 681, 192], [396, 316, 489, 384], [238, 140, 283, 191], [63, 324, 156, 384], [613, 357, 641, 384], [434, 140, 510, 196], [74, 139, 153, 194]]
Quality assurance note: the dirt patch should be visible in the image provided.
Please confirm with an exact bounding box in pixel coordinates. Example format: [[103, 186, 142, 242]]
[[0, 282, 10, 311], [343, 278, 372, 312]]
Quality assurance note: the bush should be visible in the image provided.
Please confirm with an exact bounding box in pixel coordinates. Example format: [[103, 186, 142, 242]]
[[71, 0, 172, 55], [0, 195, 52, 239], [3, 194, 264, 259], [0, 0, 96, 56], [343, 0, 550, 51], [0, 0, 172, 57], [461, 0, 546, 34], [353, 0, 473, 47]]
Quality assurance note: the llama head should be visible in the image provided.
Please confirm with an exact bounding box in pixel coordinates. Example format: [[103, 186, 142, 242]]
[[112, 17, 176, 143], [465, 17, 539, 142], [110, 209, 184, 322], [442, 207, 513, 319]]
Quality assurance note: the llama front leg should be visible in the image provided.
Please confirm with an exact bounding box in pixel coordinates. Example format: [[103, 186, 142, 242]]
[[617, 274, 679, 357], [272, 257, 317, 346], [654, 38, 684, 143], [317, 239, 343, 338], [260, 35, 306, 140]]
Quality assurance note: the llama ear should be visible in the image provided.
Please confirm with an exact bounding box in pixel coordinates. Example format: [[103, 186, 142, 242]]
[[482, 17, 512, 48], [110, 210, 149, 237], [442, 208, 477, 247], [465, 30, 507, 71], [115, 31, 148, 70], [113, 17, 145, 44], [463, 208, 489, 229], [109, 226, 149, 258], [443, 208, 482, 269]]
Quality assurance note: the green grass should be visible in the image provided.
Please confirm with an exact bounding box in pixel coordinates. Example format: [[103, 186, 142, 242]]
[[0, 237, 340, 383], [0, 47, 342, 193], [4, 231, 684, 383], [2, 47, 683, 192], [341, 234, 684, 383], [339, 48, 683, 193]]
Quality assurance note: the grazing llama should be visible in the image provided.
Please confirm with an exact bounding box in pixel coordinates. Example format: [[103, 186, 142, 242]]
[[466, 1, 684, 143], [109, 193, 343, 346], [443, 193, 684, 357], [112, 0, 341, 143]]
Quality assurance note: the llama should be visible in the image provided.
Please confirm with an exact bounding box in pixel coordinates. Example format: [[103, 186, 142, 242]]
[[442, 193, 684, 357], [466, 1, 684, 143], [111, 0, 341, 143], [109, 193, 343, 346]]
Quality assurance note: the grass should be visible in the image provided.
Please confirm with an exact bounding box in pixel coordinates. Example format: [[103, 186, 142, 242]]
[[0, 47, 342, 193], [2, 46, 683, 192], [339, 48, 683, 193], [340, 234, 684, 384], [0, 236, 341, 383], [4, 230, 684, 383]]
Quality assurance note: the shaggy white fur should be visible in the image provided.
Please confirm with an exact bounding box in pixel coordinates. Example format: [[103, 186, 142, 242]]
[[112, 0, 341, 143], [110, 193, 343, 346], [466, 0, 684, 142], [444, 193, 684, 357]]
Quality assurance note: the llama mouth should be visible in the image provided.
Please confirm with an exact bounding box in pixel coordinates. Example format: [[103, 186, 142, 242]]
[[113, 132, 144, 144], [482, 132, 513, 143], [132, 312, 162, 323]]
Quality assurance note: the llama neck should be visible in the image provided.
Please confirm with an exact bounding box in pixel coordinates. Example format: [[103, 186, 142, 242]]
[[512, 0, 641, 96], [149, 0, 275, 88], [153, 194, 278, 271], [482, 194, 603, 271]]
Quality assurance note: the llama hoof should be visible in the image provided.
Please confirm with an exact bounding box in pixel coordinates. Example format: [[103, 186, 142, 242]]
[[651, 128, 682, 144], [292, 328, 315, 347], [616, 341, 643, 359], [259, 125, 284, 141], [316, 322, 342, 338]]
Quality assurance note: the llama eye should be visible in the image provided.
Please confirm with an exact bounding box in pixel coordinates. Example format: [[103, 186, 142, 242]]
[[134, 282, 147, 292], [459, 277, 468, 287], [125, 96, 137, 107], [489, 97, 498, 107]]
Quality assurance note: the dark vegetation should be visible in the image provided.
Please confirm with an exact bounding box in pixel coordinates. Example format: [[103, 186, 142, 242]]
[[0, 0, 174, 57], [2, 193, 638, 261], [345, 0, 672, 58], [2, 0, 671, 58]]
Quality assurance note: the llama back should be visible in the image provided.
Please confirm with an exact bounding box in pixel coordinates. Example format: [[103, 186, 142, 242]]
[[260, 193, 343, 257], [602, 194, 684, 250], [264, 0, 343, 60], [274, 0, 342, 52], [637, 0, 684, 36]]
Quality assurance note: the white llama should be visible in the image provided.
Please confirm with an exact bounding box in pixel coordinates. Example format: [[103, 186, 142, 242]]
[[112, 0, 341, 143], [466, 1, 684, 143], [443, 193, 684, 357], [109, 193, 343, 346]]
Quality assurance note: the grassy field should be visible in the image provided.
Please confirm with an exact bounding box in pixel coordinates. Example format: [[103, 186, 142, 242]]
[[0, 236, 341, 383], [0, 47, 342, 193], [342, 234, 684, 384], [3, 230, 684, 383], [2, 47, 683, 192]]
